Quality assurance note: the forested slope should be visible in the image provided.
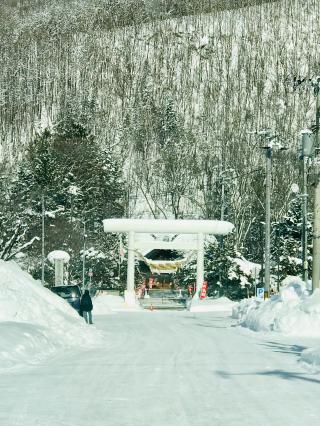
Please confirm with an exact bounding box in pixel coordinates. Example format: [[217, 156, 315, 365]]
[[1, 0, 320, 258]]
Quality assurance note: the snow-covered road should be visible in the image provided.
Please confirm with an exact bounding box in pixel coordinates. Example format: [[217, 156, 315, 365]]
[[1, 311, 320, 426]]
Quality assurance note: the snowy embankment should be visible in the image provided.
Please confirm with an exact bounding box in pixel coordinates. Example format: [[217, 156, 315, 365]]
[[0, 260, 101, 371], [232, 276, 320, 371], [93, 294, 142, 314], [189, 296, 236, 313]]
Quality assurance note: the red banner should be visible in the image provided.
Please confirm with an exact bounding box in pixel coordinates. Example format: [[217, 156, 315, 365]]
[[200, 281, 208, 299]]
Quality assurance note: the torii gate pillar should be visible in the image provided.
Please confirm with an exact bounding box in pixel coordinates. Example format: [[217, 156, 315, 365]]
[[195, 233, 204, 299], [125, 230, 136, 305]]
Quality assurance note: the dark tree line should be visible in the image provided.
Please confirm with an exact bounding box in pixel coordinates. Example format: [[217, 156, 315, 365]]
[[0, 110, 125, 287]]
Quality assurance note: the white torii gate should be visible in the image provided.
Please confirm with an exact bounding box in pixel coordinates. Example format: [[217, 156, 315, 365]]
[[103, 219, 234, 305]]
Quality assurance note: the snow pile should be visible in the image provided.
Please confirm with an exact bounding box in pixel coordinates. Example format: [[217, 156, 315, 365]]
[[94, 294, 142, 313], [0, 260, 101, 370], [232, 277, 320, 336], [189, 297, 236, 313]]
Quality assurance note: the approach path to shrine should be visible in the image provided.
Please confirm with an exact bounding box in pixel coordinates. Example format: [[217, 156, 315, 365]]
[[1, 311, 319, 426]]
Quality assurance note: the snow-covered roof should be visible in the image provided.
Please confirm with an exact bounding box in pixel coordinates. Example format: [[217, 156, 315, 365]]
[[133, 233, 217, 257], [47, 250, 70, 264], [136, 251, 195, 274]]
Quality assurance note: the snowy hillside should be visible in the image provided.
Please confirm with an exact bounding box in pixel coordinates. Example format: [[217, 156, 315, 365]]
[[0, 0, 318, 158], [1, 0, 319, 238]]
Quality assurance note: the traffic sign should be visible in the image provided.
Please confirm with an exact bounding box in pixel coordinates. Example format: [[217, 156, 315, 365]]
[[88, 269, 93, 277], [256, 287, 264, 300]]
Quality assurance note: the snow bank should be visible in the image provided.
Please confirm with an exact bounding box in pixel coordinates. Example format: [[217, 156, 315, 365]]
[[94, 294, 142, 313], [0, 260, 101, 371], [232, 277, 320, 370], [189, 297, 236, 313], [232, 277, 320, 336]]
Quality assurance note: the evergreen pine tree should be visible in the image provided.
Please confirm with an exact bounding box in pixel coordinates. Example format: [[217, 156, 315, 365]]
[[272, 196, 312, 282], [10, 113, 124, 286]]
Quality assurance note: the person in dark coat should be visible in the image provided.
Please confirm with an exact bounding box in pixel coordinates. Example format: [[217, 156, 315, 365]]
[[80, 289, 93, 324]]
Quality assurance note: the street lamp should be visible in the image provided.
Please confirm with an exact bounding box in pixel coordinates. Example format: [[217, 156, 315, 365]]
[[82, 221, 87, 290], [41, 194, 45, 286], [213, 167, 235, 252], [218, 168, 235, 222], [259, 130, 287, 298], [293, 76, 320, 291], [300, 130, 315, 283]]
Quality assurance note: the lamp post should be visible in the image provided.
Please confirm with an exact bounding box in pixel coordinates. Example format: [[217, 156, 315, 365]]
[[300, 130, 315, 284], [41, 194, 45, 286], [312, 82, 320, 291], [82, 221, 87, 290], [218, 168, 234, 248], [293, 76, 320, 291], [259, 130, 287, 298]]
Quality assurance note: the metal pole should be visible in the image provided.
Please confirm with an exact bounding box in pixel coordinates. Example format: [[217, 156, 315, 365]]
[[302, 157, 308, 283], [220, 175, 225, 250], [264, 147, 272, 297], [127, 231, 135, 293], [312, 88, 320, 291], [254, 268, 257, 297], [195, 233, 204, 299], [41, 194, 45, 286], [221, 175, 225, 221], [125, 230, 136, 305], [82, 222, 86, 290]]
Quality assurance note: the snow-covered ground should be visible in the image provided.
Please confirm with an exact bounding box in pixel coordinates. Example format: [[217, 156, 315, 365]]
[[232, 276, 320, 371], [1, 310, 320, 425], [1, 264, 320, 425], [0, 260, 101, 371], [93, 293, 143, 314], [189, 296, 236, 313]]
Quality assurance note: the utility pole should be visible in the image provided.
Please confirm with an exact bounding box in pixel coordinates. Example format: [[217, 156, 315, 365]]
[[264, 146, 272, 297], [299, 129, 313, 285], [41, 194, 45, 286], [221, 174, 225, 222], [312, 82, 320, 291], [220, 174, 226, 250], [302, 156, 308, 283]]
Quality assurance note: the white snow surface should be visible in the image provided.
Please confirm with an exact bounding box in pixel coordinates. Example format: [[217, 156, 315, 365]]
[[93, 294, 143, 314], [189, 296, 236, 312], [103, 218, 234, 235], [300, 346, 320, 372], [233, 256, 260, 277], [232, 277, 320, 336], [232, 276, 320, 370], [47, 250, 70, 264], [0, 260, 101, 370], [1, 311, 320, 425]]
